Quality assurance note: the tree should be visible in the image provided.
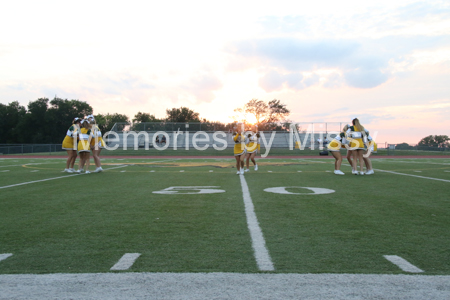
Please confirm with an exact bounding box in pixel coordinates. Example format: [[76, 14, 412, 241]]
[[18, 98, 51, 143], [233, 99, 290, 128], [166, 107, 200, 122], [0, 101, 27, 143], [266, 99, 290, 124], [418, 135, 450, 148], [396, 142, 413, 150], [96, 113, 130, 133], [47, 98, 93, 143], [132, 112, 160, 123]]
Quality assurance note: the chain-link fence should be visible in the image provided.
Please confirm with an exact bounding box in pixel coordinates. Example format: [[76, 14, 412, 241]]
[[110, 122, 349, 133], [0, 144, 64, 155]]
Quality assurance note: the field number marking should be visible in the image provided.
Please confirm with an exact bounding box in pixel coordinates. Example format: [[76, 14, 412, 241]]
[[0, 253, 13, 262], [383, 255, 424, 273], [153, 186, 226, 194], [264, 187, 335, 195], [110, 253, 141, 271]]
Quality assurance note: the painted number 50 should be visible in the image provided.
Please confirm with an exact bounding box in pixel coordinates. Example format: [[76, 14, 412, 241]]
[[152, 186, 226, 194]]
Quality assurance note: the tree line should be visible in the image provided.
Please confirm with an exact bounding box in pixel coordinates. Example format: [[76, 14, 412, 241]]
[[0, 97, 291, 144], [3, 97, 446, 147]]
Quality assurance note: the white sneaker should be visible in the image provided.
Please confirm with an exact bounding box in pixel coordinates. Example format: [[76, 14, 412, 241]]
[[94, 167, 103, 173], [359, 171, 365, 175], [67, 169, 74, 173], [75, 169, 81, 173], [334, 170, 345, 175], [70, 168, 76, 172], [62, 169, 69, 173], [365, 169, 374, 175], [245, 169, 249, 172], [352, 170, 358, 175], [240, 169, 244, 175], [236, 171, 240, 175], [85, 170, 91, 174], [254, 165, 258, 171]]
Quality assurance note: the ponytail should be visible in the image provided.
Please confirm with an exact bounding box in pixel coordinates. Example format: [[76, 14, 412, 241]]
[[352, 118, 364, 132]]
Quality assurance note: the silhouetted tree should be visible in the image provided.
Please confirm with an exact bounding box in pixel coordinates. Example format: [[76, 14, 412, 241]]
[[166, 107, 200, 122]]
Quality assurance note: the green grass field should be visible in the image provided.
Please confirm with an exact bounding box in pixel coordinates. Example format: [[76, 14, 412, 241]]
[[0, 156, 449, 275], [5, 147, 450, 157]]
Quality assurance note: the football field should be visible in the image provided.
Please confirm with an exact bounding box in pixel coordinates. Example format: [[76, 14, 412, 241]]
[[0, 156, 450, 299]]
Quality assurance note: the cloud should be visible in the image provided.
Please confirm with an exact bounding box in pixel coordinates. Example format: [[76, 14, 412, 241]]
[[344, 68, 389, 89], [227, 37, 394, 89], [258, 15, 311, 34], [258, 70, 304, 92], [230, 38, 358, 71], [183, 72, 223, 103]]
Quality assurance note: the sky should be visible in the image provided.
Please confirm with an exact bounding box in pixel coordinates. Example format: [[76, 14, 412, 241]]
[[1, 0, 449, 144]]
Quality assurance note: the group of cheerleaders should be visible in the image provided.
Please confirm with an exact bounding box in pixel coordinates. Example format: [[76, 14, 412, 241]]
[[233, 123, 260, 175], [327, 118, 377, 175], [61, 115, 105, 174], [233, 118, 377, 175]]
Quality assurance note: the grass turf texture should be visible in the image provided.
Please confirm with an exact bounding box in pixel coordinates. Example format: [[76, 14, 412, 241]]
[[4, 147, 450, 157], [0, 157, 449, 275]]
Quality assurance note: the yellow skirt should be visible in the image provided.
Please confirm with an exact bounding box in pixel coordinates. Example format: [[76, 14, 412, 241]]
[[62, 135, 77, 150], [78, 140, 91, 153], [246, 142, 258, 153], [347, 138, 365, 150], [327, 140, 342, 152], [90, 137, 106, 149], [234, 143, 246, 156]]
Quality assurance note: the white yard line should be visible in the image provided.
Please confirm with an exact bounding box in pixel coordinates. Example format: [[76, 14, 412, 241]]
[[374, 169, 450, 183], [0, 165, 128, 190], [0, 273, 449, 300], [110, 253, 141, 271], [385, 161, 450, 166], [0, 253, 13, 262], [0, 162, 60, 168], [239, 175, 275, 271], [383, 255, 424, 273]]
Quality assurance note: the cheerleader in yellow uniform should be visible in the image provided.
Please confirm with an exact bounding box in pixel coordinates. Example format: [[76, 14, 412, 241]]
[[345, 118, 366, 175], [62, 117, 82, 173], [363, 134, 377, 175], [233, 123, 246, 175], [87, 115, 105, 173], [244, 125, 259, 172], [327, 132, 348, 175], [346, 126, 376, 175], [76, 119, 93, 174]]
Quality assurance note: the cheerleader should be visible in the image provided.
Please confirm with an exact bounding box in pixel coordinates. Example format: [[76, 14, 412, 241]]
[[76, 119, 93, 174], [244, 125, 259, 172], [87, 115, 104, 173], [327, 132, 347, 175], [61, 117, 82, 173], [363, 134, 376, 175], [233, 123, 246, 175], [345, 118, 366, 175], [346, 126, 376, 175]]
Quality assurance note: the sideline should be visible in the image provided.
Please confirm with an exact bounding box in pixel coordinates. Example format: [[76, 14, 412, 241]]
[[0, 272, 448, 299]]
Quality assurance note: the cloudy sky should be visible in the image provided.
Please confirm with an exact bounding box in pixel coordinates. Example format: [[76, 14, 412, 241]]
[[1, 0, 449, 144]]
